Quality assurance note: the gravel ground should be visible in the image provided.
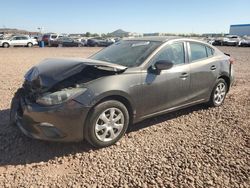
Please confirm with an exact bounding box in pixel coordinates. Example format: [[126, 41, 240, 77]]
[[0, 46, 249, 187]]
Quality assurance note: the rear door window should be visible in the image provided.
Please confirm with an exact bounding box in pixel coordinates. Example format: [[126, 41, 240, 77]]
[[189, 43, 207, 62], [15, 37, 22, 40]]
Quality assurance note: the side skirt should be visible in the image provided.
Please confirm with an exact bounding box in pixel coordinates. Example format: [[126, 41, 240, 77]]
[[134, 98, 207, 123]]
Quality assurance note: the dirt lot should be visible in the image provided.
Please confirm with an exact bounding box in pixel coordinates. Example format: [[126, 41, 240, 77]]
[[0, 46, 249, 187]]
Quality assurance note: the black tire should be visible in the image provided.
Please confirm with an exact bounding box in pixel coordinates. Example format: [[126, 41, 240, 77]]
[[208, 78, 228, 107], [3, 42, 10, 48], [27, 42, 33, 47], [84, 100, 129, 148], [10, 88, 23, 126]]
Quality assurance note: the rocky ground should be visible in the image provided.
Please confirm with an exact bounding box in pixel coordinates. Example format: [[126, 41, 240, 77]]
[[0, 46, 249, 187]]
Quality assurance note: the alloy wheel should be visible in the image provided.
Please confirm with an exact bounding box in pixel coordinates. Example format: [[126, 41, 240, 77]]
[[214, 82, 226, 105], [95, 108, 125, 142]]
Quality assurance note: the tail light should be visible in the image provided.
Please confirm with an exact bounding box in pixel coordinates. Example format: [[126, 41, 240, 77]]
[[224, 53, 235, 64], [229, 57, 235, 64]]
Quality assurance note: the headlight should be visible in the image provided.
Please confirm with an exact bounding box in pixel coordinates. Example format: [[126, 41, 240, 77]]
[[36, 87, 87, 105]]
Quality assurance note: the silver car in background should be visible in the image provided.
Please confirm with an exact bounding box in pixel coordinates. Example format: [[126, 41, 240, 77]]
[[238, 36, 250, 47], [0, 35, 38, 48], [222, 35, 241, 46]]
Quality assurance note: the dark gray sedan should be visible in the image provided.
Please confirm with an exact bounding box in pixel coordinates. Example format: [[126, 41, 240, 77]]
[[50, 37, 85, 47], [10, 37, 235, 147]]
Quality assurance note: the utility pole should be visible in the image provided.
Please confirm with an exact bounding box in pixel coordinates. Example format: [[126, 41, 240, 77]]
[[37, 27, 44, 34]]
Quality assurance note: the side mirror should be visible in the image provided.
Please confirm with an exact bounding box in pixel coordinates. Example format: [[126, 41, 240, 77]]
[[150, 60, 173, 74]]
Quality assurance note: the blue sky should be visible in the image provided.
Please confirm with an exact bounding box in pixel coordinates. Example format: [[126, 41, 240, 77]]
[[1, 0, 250, 34]]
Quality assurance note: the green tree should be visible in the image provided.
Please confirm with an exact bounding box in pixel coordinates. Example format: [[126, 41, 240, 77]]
[[92, 33, 99, 37], [85, 32, 91, 37]]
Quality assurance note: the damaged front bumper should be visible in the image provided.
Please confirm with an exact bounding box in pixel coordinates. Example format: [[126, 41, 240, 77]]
[[10, 89, 91, 142]]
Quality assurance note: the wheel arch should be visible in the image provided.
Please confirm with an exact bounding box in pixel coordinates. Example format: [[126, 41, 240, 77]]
[[88, 93, 136, 126], [2, 42, 10, 47], [218, 75, 230, 92], [27, 42, 33, 46]]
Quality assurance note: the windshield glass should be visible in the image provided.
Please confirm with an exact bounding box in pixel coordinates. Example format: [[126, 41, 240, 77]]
[[90, 40, 161, 67]]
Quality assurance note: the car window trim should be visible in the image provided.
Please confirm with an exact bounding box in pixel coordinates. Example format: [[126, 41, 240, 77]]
[[187, 41, 215, 63], [205, 45, 215, 58], [143, 41, 187, 69]]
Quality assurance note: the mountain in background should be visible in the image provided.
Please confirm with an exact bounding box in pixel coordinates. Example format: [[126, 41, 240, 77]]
[[0, 28, 38, 35], [110, 29, 130, 37]]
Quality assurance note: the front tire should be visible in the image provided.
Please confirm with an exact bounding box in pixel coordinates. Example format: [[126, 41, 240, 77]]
[[208, 79, 228, 107], [10, 88, 23, 126], [27, 42, 33, 47], [84, 100, 129, 148]]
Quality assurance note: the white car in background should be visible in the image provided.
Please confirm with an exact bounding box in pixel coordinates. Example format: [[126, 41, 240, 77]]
[[238, 36, 250, 47], [0, 35, 38, 48], [222, 35, 241, 46]]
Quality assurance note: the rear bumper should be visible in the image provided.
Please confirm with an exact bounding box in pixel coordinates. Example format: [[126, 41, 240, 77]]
[[11, 94, 90, 142], [223, 41, 238, 46]]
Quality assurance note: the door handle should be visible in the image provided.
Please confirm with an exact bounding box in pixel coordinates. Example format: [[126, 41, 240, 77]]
[[180, 72, 188, 79], [210, 65, 216, 70]]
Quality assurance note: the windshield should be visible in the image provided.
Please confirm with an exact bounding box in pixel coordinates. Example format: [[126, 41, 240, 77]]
[[90, 40, 161, 67]]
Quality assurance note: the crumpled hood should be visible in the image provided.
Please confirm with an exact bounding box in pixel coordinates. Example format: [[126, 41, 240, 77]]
[[24, 57, 127, 90]]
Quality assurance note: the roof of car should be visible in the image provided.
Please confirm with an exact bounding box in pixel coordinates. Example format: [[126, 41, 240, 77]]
[[12, 35, 29, 37], [124, 36, 181, 42], [124, 36, 212, 46]]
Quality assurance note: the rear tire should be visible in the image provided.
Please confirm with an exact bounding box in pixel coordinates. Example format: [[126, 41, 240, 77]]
[[3, 43, 10, 48], [208, 79, 228, 107], [84, 100, 129, 148]]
